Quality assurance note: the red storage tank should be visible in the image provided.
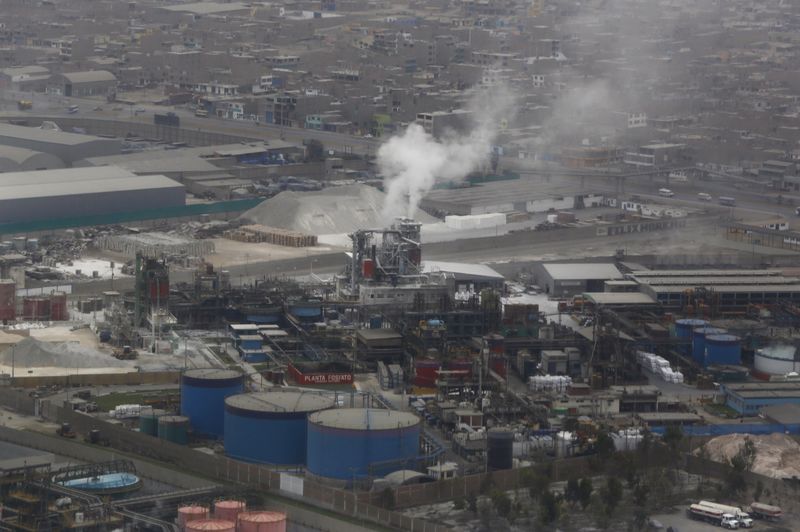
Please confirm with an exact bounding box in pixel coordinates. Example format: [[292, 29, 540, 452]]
[[237, 511, 287, 532], [185, 519, 235, 532], [414, 359, 441, 387], [213, 500, 245, 522], [490, 356, 508, 379], [361, 258, 375, 279], [0, 280, 15, 321], [23, 297, 50, 320], [177, 506, 209, 530], [49, 292, 67, 321], [148, 278, 169, 303]]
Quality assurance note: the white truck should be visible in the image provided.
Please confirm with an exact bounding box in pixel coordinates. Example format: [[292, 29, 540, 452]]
[[748, 501, 782, 521], [687, 504, 739, 529], [698, 501, 753, 528]]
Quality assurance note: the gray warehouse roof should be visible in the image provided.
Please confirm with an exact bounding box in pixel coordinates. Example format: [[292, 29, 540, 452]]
[[160, 1, 250, 14], [0, 166, 136, 186], [0, 441, 54, 471], [60, 70, 116, 83], [543, 263, 622, 281], [423, 261, 504, 280], [0, 122, 113, 146], [0, 175, 181, 201]]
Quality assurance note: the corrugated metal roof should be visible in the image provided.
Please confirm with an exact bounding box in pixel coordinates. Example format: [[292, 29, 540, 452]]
[[0, 175, 182, 201], [0, 166, 135, 186], [583, 292, 657, 305], [0, 123, 116, 146], [423, 260, 504, 280], [309, 408, 419, 431], [60, 70, 116, 84], [543, 263, 622, 280], [225, 391, 335, 413]]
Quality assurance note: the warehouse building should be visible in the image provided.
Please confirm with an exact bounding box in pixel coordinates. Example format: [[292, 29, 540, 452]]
[[0, 146, 64, 172], [47, 70, 117, 97], [722, 381, 800, 415], [534, 263, 623, 297], [0, 166, 184, 224], [0, 123, 121, 166], [630, 269, 800, 310]]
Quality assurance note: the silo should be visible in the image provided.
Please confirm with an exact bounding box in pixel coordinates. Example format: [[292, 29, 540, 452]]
[[224, 391, 335, 465], [306, 408, 421, 480], [0, 279, 15, 321], [237, 511, 287, 532], [487, 428, 514, 471], [177, 506, 209, 530], [692, 326, 727, 364], [755, 345, 800, 378], [674, 318, 706, 354], [181, 369, 244, 438], [185, 519, 235, 532], [158, 415, 189, 445], [139, 410, 161, 436], [213, 500, 245, 522], [705, 335, 742, 367]]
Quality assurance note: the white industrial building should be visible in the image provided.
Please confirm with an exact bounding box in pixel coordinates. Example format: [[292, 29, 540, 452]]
[[0, 123, 121, 166], [0, 166, 184, 224], [534, 263, 623, 297], [0, 146, 64, 172]]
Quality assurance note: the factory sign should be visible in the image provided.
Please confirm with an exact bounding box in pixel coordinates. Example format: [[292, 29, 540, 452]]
[[288, 362, 353, 385]]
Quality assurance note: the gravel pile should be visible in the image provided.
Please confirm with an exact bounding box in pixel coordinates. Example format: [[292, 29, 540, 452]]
[[0, 337, 129, 368], [239, 184, 436, 235], [697, 433, 800, 479]]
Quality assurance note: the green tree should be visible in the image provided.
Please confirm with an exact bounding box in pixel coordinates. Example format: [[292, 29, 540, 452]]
[[632, 482, 649, 508], [466, 493, 478, 514], [564, 478, 580, 506], [376, 487, 395, 510], [305, 139, 326, 162], [753, 480, 764, 502], [490, 489, 512, 519], [525, 472, 550, 501], [602, 477, 623, 515], [539, 491, 560, 525], [662, 425, 684, 456], [726, 437, 757, 495], [594, 431, 615, 458], [453, 498, 465, 510], [578, 478, 594, 510]]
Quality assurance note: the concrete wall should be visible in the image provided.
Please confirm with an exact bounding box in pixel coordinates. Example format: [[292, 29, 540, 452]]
[[11, 370, 180, 388]]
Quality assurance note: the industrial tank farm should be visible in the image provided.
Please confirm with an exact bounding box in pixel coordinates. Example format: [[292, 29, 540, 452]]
[[755, 345, 800, 378], [180, 369, 245, 438], [306, 408, 421, 481], [224, 391, 335, 465]]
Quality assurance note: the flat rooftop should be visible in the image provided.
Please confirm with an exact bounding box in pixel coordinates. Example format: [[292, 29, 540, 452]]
[[0, 122, 114, 146], [0, 174, 182, 201], [543, 263, 622, 281], [423, 179, 601, 208], [0, 441, 54, 471], [582, 292, 657, 306]]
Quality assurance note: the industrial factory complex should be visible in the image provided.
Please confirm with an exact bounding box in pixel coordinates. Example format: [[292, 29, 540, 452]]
[[2, 0, 800, 531]]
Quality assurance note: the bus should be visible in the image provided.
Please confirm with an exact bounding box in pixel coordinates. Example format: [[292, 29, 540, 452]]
[[194, 108, 208, 118], [719, 196, 736, 206], [67, 105, 79, 114], [658, 188, 674, 198]]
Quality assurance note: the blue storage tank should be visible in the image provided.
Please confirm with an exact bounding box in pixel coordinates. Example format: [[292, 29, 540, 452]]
[[306, 408, 421, 480], [675, 319, 706, 336], [224, 391, 335, 465], [705, 334, 742, 367], [692, 326, 727, 364], [180, 369, 244, 438]]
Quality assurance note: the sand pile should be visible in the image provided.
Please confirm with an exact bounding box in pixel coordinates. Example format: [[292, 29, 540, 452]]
[[0, 337, 129, 369], [696, 433, 800, 479], [239, 184, 437, 235]]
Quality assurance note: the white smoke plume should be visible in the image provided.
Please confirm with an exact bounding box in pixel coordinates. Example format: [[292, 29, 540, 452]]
[[378, 85, 514, 220]]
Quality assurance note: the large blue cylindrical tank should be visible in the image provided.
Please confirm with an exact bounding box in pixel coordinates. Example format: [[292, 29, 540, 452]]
[[692, 326, 727, 364], [674, 319, 706, 355], [224, 391, 335, 465], [181, 369, 244, 438], [705, 334, 741, 367], [307, 408, 421, 480], [674, 318, 707, 338]]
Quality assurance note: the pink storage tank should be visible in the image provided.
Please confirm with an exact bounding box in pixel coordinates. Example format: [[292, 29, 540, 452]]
[[0, 280, 15, 321], [185, 519, 235, 532], [177, 506, 209, 530], [237, 511, 287, 532], [214, 500, 246, 522], [49, 292, 67, 321]]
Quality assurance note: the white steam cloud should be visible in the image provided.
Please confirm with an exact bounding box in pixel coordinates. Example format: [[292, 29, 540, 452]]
[[378, 85, 514, 220]]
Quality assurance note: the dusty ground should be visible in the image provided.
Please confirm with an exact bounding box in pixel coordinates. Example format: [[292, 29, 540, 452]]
[[204, 237, 341, 268]]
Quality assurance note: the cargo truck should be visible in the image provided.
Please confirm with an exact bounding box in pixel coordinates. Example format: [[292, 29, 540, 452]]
[[687, 504, 739, 529], [17, 100, 32, 110], [698, 501, 752, 528], [747, 502, 782, 521]]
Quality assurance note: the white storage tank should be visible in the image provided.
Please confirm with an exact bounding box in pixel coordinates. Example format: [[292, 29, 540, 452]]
[[755, 345, 800, 377]]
